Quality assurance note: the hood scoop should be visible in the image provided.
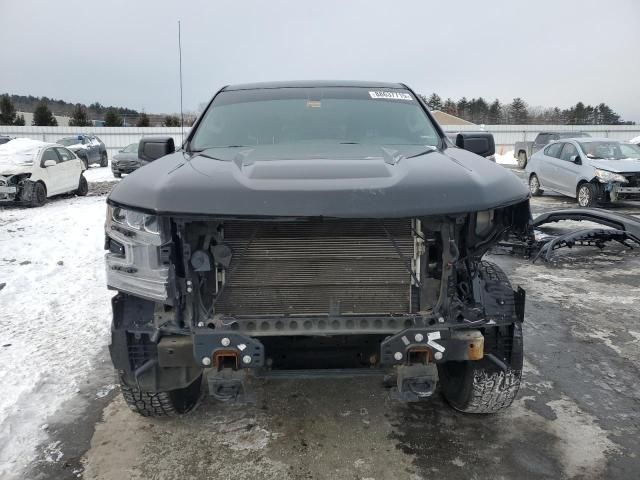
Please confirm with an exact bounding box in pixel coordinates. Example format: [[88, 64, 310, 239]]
[[240, 158, 394, 180]]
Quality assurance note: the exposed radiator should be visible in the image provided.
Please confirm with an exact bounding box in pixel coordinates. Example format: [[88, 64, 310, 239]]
[[214, 219, 415, 316]]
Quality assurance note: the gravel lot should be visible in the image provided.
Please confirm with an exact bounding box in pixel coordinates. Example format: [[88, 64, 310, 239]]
[[2, 165, 639, 480]]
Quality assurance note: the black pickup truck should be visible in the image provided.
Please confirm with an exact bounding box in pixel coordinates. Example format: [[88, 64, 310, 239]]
[[105, 81, 529, 417], [514, 131, 590, 168]]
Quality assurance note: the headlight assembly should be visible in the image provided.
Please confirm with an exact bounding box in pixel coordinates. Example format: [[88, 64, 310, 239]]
[[110, 206, 160, 234], [594, 169, 628, 184], [105, 204, 170, 302]]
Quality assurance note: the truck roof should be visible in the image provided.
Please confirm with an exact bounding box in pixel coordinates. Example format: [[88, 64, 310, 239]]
[[223, 80, 406, 91]]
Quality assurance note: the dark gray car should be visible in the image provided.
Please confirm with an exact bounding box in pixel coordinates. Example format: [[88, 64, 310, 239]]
[[111, 142, 141, 178], [104, 81, 529, 417], [56, 134, 108, 168]]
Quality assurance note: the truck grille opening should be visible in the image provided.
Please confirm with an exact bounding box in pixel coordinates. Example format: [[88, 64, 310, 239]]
[[214, 219, 416, 316]]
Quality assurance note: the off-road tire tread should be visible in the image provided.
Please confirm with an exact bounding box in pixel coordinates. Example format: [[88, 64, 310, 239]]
[[439, 261, 522, 413], [120, 385, 178, 417], [456, 368, 522, 414]]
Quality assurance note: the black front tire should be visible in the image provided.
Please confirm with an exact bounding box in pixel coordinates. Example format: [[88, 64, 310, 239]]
[[100, 152, 108, 167], [29, 182, 47, 207], [438, 360, 522, 414], [120, 375, 202, 417], [438, 261, 523, 413], [113, 172, 122, 178], [577, 182, 598, 208], [517, 152, 527, 169], [76, 174, 88, 196], [529, 174, 543, 196]]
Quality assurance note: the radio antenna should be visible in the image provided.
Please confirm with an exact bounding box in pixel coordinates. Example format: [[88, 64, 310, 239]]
[[178, 20, 184, 145]]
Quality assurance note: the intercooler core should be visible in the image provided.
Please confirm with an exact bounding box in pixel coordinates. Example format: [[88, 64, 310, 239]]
[[214, 219, 417, 316]]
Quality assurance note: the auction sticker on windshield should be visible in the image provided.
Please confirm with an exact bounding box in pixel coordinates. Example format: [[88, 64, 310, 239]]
[[368, 91, 413, 101]]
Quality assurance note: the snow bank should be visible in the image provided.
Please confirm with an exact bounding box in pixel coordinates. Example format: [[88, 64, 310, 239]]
[[0, 139, 50, 166], [629, 135, 640, 144], [0, 196, 113, 478], [495, 149, 518, 166], [84, 165, 120, 183]]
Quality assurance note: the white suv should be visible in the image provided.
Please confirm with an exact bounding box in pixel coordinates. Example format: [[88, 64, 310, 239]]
[[0, 138, 88, 207]]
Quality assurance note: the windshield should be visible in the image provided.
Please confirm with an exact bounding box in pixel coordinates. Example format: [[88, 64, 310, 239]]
[[190, 87, 440, 152], [57, 137, 80, 147], [579, 141, 640, 160], [123, 143, 138, 153]]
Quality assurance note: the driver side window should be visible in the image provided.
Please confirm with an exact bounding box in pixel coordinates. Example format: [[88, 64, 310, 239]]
[[41, 148, 60, 164], [560, 143, 578, 162], [544, 143, 563, 158]]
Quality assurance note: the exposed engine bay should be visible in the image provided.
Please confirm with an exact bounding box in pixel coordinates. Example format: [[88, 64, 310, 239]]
[[172, 201, 531, 334]]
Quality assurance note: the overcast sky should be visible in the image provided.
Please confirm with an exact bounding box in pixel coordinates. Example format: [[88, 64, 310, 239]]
[[1, 0, 639, 121]]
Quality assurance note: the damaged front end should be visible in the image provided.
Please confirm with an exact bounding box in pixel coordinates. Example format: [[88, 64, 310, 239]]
[[0, 173, 35, 203], [106, 199, 530, 404]]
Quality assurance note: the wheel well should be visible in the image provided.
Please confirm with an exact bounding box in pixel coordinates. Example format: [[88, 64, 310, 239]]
[[36, 180, 47, 196], [518, 150, 527, 157], [528, 172, 537, 182], [576, 180, 588, 195]]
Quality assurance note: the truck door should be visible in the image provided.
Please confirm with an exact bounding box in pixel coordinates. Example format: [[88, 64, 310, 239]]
[[532, 133, 550, 155]]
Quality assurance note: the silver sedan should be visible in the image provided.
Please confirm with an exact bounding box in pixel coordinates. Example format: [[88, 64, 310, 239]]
[[525, 138, 640, 207]]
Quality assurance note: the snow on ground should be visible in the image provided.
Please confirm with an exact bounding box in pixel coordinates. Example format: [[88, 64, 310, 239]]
[[0, 195, 113, 478], [495, 149, 518, 166], [83, 164, 120, 183], [630, 135, 640, 144]]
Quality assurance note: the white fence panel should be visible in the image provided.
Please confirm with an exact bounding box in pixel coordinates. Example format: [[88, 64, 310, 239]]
[[0, 126, 188, 158], [441, 124, 640, 152], [2, 125, 639, 158]]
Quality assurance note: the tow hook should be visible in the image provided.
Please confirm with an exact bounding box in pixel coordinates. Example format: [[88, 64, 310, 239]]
[[392, 363, 439, 402]]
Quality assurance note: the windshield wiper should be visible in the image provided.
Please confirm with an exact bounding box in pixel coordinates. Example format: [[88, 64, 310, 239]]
[[407, 146, 437, 158]]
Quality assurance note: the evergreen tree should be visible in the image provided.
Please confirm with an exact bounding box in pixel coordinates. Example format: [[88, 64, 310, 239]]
[[14, 114, 25, 126], [136, 112, 150, 127], [570, 102, 588, 124], [32, 102, 58, 126], [595, 103, 620, 125], [163, 115, 180, 127], [104, 109, 123, 127], [488, 99, 502, 124], [69, 104, 91, 127], [426, 93, 443, 111], [469, 97, 489, 124], [442, 98, 457, 115], [509, 97, 528, 124], [0, 94, 17, 125], [456, 97, 470, 120]]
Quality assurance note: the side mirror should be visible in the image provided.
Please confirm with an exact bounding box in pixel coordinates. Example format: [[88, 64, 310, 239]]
[[43, 159, 56, 167], [138, 137, 175, 162], [570, 155, 581, 164], [455, 132, 496, 157]]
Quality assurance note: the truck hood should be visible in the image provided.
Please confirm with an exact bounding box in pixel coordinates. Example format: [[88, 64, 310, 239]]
[[587, 158, 640, 173], [108, 144, 530, 217]]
